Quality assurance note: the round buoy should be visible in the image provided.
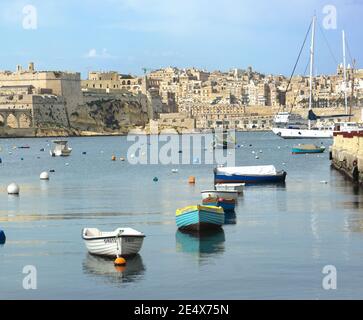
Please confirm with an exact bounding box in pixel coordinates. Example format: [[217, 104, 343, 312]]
[[188, 176, 196, 184], [171, 169, 178, 173], [111, 155, 116, 161], [120, 157, 125, 161], [82, 152, 87, 155], [7, 183, 20, 195], [153, 177, 159, 182], [114, 257, 126, 266], [21, 158, 24, 161], [259, 150, 263, 153], [40, 148, 45, 152], [40, 172, 49, 180], [0, 230, 5, 245], [49, 169, 55, 173], [255, 156, 259, 159]]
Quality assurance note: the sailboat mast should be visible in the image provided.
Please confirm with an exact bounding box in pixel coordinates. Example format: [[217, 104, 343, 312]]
[[342, 30, 348, 114], [308, 15, 316, 130]]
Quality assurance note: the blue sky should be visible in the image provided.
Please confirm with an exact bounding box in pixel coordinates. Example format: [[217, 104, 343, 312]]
[[0, 0, 361, 78]]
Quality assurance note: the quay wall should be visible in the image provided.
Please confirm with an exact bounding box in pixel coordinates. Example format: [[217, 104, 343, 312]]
[[331, 131, 363, 182]]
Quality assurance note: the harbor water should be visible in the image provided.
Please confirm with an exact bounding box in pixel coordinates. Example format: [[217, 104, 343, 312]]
[[1, 132, 363, 299]]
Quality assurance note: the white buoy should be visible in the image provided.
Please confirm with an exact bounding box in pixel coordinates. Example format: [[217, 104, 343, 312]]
[[252, 151, 255, 154], [259, 150, 263, 153], [255, 156, 259, 159], [65, 163, 69, 166], [40, 172, 49, 180], [7, 183, 20, 195], [171, 169, 178, 173]]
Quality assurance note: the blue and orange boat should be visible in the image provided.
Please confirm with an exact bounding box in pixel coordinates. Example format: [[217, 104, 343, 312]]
[[202, 197, 236, 212], [292, 144, 325, 154], [176, 205, 225, 232], [214, 165, 286, 185]]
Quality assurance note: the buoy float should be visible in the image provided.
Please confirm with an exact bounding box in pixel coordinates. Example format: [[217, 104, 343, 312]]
[[255, 156, 259, 159], [40, 172, 50, 180], [49, 169, 55, 173], [7, 183, 20, 195], [82, 152, 87, 155], [111, 155, 116, 161], [0, 230, 6, 245], [259, 150, 263, 153], [65, 163, 69, 166], [188, 176, 196, 184], [153, 177, 159, 182], [120, 157, 125, 161], [20, 158, 24, 161], [171, 169, 178, 173], [40, 148, 45, 152], [114, 257, 126, 266]]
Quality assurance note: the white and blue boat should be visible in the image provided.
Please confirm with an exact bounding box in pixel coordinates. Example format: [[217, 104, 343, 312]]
[[214, 165, 287, 185], [176, 205, 225, 232]]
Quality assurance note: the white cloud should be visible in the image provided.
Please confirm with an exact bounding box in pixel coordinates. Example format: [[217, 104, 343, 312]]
[[84, 48, 115, 59]]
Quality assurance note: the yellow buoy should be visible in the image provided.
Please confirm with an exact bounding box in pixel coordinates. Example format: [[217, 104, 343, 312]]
[[114, 257, 126, 266], [188, 176, 196, 184], [111, 155, 116, 161]]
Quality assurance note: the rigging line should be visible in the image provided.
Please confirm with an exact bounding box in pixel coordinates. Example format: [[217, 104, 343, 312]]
[[289, 59, 310, 114], [277, 20, 312, 113], [317, 22, 338, 66]]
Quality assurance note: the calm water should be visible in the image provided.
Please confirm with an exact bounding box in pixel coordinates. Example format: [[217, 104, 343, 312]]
[[1, 132, 363, 299]]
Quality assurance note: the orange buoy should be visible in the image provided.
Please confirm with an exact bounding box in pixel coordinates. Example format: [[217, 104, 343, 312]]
[[114, 257, 126, 266], [188, 176, 196, 184], [111, 155, 116, 161]]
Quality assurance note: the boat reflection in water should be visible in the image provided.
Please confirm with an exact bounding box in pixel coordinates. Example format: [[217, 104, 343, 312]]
[[224, 211, 237, 225], [82, 253, 145, 286], [176, 229, 225, 265]]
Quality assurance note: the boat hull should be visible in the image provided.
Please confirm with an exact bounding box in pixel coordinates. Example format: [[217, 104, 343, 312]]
[[272, 127, 333, 139], [202, 197, 236, 212], [292, 147, 325, 154], [214, 171, 287, 184], [176, 205, 225, 232], [82, 233, 144, 257], [215, 183, 244, 193], [201, 190, 238, 200]]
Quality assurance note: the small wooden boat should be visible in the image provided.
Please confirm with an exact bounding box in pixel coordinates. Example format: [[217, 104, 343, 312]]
[[292, 144, 326, 154], [82, 227, 145, 257], [50, 140, 72, 157], [215, 183, 245, 194], [202, 197, 236, 212], [201, 190, 238, 200], [176, 205, 224, 232], [214, 165, 286, 184]]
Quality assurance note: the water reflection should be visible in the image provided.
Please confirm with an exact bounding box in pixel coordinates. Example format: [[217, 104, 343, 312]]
[[176, 229, 225, 264], [224, 211, 236, 225], [82, 254, 145, 286]]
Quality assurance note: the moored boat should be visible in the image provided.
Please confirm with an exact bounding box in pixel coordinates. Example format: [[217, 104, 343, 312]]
[[215, 183, 245, 194], [201, 190, 238, 201], [50, 140, 72, 157], [202, 197, 236, 212], [82, 227, 145, 257], [214, 165, 287, 184], [176, 205, 224, 232], [292, 144, 326, 154]]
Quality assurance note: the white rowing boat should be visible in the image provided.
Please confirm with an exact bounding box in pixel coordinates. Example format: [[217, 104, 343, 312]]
[[82, 227, 145, 257]]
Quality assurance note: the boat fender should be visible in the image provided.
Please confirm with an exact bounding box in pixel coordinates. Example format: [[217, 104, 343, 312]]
[[0, 230, 5, 244]]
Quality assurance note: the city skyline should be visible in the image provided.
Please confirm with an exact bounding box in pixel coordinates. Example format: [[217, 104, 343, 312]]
[[0, 0, 361, 77]]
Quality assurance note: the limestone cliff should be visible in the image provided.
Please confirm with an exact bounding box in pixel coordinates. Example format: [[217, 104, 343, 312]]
[[69, 98, 148, 134]]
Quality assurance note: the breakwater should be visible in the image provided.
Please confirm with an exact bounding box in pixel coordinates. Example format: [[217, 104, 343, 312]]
[[331, 131, 363, 183]]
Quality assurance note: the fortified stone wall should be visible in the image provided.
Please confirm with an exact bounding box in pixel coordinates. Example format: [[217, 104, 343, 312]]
[[331, 132, 363, 182]]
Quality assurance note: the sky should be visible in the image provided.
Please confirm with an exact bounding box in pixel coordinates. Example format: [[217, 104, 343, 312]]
[[0, 0, 361, 78]]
